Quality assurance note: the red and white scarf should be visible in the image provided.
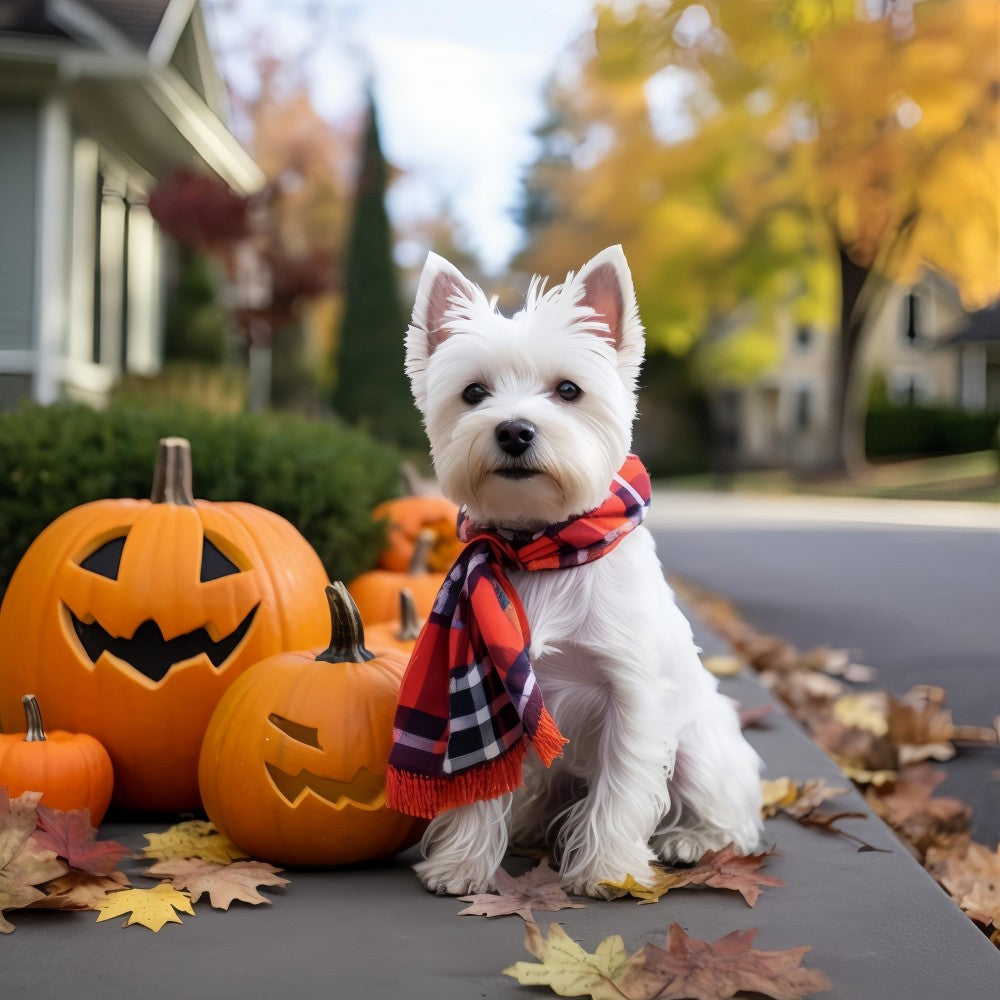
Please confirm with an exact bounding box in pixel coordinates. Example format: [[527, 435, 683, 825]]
[[385, 455, 652, 819]]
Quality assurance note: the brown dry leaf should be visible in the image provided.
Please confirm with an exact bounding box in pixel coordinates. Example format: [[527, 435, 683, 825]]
[[0, 790, 68, 933], [738, 702, 774, 728], [798, 647, 876, 683], [139, 820, 249, 863], [142, 858, 289, 910], [94, 883, 195, 931], [810, 717, 897, 776], [34, 805, 129, 876], [888, 686, 957, 765], [503, 920, 630, 996], [459, 859, 584, 920], [604, 846, 783, 908], [926, 839, 1000, 927], [30, 869, 130, 910], [781, 780, 850, 820], [865, 763, 970, 856], [610, 922, 832, 1000], [679, 844, 785, 907]]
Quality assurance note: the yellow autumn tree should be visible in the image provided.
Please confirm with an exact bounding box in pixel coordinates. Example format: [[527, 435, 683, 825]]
[[520, 0, 1000, 472]]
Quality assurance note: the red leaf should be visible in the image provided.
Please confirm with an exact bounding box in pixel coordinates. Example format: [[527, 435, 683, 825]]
[[34, 806, 129, 877]]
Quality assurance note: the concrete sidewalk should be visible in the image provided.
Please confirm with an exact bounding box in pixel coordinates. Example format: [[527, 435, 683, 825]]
[[648, 488, 1000, 532], [5, 604, 999, 999]]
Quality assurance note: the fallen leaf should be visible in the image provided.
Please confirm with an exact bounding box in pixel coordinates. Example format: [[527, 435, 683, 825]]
[[142, 858, 289, 910], [702, 654, 746, 677], [865, 764, 970, 856], [926, 839, 1000, 927], [31, 870, 130, 910], [781, 780, 850, 820], [0, 789, 43, 868], [139, 820, 248, 863], [761, 777, 800, 817], [34, 805, 129, 876], [832, 692, 889, 736], [600, 869, 690, 904], [738, 702, 774, 728], [503, 920, 630, 996], [603, 845, 783, 907], [94, 884, 195, 931], [458, 859, 584, 921], [0, 790, 67, 933], [613, 922, 832, 1000]]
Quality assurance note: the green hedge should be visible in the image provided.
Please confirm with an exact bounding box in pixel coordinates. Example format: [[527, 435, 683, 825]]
[[0, 401, 406, 597], [865, 402, 1000, 459]]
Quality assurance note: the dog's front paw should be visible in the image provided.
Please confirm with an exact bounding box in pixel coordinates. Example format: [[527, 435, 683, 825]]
[[414, 857, 495, 897]]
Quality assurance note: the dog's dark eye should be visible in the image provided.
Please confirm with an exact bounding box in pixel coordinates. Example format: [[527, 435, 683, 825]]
[[462, 383, 489, 405], [556, 380, 582, 402]]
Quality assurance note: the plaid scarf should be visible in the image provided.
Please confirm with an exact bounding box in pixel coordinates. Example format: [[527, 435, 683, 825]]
[[385, 455, 652, 819]]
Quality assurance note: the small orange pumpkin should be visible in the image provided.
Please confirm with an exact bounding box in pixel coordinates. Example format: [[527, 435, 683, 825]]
[[0, 437, 330, 812], [373, 494, 464, 573], [198, 583, 427, 867], [348, 531, 444, 624], [0, 694, 114, 823], [365, 589, 423, 656]]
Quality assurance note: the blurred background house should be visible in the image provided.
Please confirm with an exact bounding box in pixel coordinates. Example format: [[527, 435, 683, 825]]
[[0, 0, 263, 410], [714, 277, 1000, 470]]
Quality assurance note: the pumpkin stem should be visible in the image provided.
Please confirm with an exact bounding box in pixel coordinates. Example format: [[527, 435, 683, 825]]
[[317, 582, 375, 664], [22, 694, 47, 742], [151, 437, 196, 507], [396, 589, 423, 642], [407, 529, 434, 576]]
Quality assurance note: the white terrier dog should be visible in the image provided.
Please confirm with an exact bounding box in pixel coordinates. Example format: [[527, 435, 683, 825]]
[[391, 245, 762, 898]]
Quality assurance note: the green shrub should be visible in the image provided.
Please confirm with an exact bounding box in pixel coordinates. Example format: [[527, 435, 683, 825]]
[[0, 401, 406, 597], [865, 401, 1000, 459]]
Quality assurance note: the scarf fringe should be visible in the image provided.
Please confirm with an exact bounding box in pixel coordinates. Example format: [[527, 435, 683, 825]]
[[387, 709, 568, 820]]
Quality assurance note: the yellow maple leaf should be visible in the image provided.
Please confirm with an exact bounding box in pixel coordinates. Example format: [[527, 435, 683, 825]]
[[702, 654, 746, 678], [94, 884, 194, 932], [761, 777, 801, 817], [599, 868, 690, 904], [503, 921, 630, 997], [140, 820, 248, 864]]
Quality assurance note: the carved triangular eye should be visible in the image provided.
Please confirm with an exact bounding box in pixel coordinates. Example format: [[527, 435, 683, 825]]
[[200, 537, 242, 583], [79, 536, 127, 580]]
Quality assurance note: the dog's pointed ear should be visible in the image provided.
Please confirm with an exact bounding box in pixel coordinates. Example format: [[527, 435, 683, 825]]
[[411, 252, 478, 354], [576, 245, 640, 352]]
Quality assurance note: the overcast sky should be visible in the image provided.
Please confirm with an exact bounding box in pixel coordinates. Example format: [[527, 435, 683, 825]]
[[208, 0, 599, 273]]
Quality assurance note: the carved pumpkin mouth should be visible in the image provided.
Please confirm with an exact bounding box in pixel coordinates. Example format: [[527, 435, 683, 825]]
[[264, 761, 385, 808], [67, 604, 258, 682]]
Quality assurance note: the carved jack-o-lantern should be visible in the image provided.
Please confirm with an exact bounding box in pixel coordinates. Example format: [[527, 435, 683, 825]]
[[0, 438, 330, 812], [198, 583, 427, 867]]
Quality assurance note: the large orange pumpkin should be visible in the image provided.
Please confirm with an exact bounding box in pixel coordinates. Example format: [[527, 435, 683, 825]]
[[0, 438, 330, 813], [198, 583, 426, 867], [0, 694, 114, 824]]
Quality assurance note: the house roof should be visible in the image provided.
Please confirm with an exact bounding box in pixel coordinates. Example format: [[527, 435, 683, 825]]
[[940, 302, 1000, 346], [0, 0, 172, 50], [0, 0, 263, 194]]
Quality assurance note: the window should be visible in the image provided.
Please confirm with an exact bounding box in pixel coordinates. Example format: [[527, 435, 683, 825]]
[[794, 325, 812, 351]]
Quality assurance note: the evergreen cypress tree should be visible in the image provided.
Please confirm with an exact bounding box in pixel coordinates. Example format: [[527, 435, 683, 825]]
[[332, 93, 423, 448]]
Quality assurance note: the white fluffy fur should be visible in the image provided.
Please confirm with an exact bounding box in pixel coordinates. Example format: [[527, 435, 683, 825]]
[[405, 245, 763, 897]]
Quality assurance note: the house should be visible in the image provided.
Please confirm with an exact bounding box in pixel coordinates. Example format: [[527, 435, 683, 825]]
[[0, 0, 264, 410], [713, 273, 1000, 470]]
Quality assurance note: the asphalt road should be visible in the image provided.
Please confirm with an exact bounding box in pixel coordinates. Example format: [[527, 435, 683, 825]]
[[648, 490, 1000, 844]]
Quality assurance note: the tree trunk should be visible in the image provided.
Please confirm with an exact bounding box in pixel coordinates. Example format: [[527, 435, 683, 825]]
[[825, 247, 873, 477]]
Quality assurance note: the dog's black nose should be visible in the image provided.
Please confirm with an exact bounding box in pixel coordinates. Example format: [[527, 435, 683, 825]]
[[495, 419, 536, 457]]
